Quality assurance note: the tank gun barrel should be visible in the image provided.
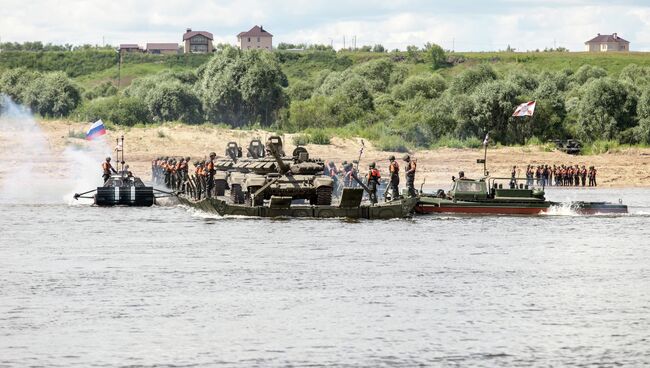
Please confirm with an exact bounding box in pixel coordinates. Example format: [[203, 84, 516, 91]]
[[266, 136, 291, 174]]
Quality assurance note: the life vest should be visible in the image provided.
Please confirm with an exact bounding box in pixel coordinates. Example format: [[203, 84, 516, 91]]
[[368, 168, 381, 182], [406, 161, 416, 177], [389, 161, 400, 176], [205, 160, 215, 176], [102, 162, 112, 175]]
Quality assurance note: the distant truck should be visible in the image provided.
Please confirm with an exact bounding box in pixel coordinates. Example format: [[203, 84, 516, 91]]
[[550, 139, 582, 155]]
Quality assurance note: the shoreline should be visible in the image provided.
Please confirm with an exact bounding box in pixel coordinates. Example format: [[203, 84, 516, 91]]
[[3, 119, 649, 189]]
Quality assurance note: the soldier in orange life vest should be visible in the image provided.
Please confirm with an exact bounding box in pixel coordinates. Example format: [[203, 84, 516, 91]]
[[403, 154, 417, 197], [205, 152, 216, 198], [101, 157, 117, 183], [387, 155, 400, 200], [367, 162, 381, 204]]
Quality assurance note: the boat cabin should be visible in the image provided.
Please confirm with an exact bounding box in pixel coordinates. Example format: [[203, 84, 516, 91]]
[[448, 177, 545, 201]]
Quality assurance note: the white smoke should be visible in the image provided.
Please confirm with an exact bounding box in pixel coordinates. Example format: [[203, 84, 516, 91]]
[[0, 95, 110, 205]]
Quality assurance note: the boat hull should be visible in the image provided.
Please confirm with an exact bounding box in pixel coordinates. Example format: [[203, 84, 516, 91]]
[[178, 195, 417, 219], [94, 186, 155, 207], [416, 197, 627, 215]]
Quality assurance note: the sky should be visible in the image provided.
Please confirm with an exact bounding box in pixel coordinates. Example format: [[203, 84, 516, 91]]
[[1, 0, 650, 51]]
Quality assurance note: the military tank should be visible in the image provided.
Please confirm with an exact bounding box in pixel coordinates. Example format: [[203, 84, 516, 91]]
[[210, 140, 270, 197], [227, 136, 333, 206]]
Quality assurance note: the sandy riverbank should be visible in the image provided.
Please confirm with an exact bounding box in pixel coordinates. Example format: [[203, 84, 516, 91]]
[[11, 120, 650, 188]]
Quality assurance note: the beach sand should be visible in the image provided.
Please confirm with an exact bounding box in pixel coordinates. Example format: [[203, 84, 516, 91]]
[[15, 120, 650, 188]]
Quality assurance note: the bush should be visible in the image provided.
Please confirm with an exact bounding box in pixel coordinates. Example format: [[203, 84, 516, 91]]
[[308, 129, 331, 145], [76, 96, 151, 126], [292, 134, 310, 146], [582, 140, 621, 155], [431, 136, 482, 149], [393, 74, 447, 100], [84, 80, 117, 100], [22, 71, 81, 116], [375, 135, 409, 152]]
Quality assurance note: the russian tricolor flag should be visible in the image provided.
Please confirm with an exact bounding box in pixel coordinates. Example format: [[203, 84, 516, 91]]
[[86, 119, 107, 140]]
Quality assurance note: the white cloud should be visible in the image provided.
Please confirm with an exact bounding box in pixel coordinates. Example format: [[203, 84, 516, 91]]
[[0, 0, 648, 51]]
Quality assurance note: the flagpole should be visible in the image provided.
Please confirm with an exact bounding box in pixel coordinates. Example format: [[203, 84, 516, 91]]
[[479, 132, 489, 177], [115, 137, 119, 173], [120, 135, 125, 171]]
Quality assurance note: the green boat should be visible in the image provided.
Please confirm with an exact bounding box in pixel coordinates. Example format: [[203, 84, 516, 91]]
[[416, 176, 627, 215], [178, 188, 417, 219]]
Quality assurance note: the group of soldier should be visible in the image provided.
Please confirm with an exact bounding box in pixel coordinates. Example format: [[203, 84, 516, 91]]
[[517, 164, 598, 187], [323, 154, 417, 204], [151, 155, 216, 194], [148, 151, 418, 204]]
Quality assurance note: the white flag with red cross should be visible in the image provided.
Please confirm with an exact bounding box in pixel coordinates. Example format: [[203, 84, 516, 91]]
[[512, 101, 536, 117]]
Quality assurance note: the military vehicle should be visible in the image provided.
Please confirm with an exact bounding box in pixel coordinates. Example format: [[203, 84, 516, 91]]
[[416, 142, 627, 215], [551, 139, 582, 155], [74, 172, 156, 206], [417, 176, 627, 214], [246, 139, 266, 159], [74, 137, 174, 206], [231, 136, 334, 206]]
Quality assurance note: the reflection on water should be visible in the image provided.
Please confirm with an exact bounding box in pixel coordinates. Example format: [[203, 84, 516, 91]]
[[1, 188, 649, 367]]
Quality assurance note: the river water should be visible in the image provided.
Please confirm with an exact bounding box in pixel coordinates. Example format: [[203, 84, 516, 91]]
[[0, 187, 649, 367]]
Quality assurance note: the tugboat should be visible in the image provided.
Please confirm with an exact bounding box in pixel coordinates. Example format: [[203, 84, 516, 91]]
[[416, 142, 628, 215], [416, 176, 627, 215], [73, 136, 174, 206]]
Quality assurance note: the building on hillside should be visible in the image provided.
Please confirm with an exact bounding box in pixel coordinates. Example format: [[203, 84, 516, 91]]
[[146, 43, 179, 55], [118, 44, 142, 54], [183, 28, 214, 53], [585, 33, 630, 52], [237, 25, 273, 50]]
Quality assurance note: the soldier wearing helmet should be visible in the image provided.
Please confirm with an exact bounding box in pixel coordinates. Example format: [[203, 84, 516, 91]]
[[367, 162, 381, 204], [387, 155, 400, 200], [403, 154, 417, 197], [205, 152, 217, 198], [101, 157, 117, 183]]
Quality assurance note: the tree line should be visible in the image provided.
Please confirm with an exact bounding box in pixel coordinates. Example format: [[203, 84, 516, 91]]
[[2, 44, 650, 149]]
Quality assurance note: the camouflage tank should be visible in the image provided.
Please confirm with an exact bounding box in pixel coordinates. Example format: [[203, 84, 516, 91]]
[[229, 136, 334, 206]]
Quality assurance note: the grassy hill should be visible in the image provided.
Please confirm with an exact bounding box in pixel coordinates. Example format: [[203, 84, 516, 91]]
[[4, 47, 650, 151], [4, 48, 649, 90]]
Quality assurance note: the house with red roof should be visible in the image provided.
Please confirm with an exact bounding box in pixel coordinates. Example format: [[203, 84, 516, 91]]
[[237, 25, 273, 50], [146, 43, 179, 55], [585, 33, 630, 52], [183, 28, 214, 53]]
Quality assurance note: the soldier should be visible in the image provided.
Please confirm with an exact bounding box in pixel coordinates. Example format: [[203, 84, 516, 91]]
[[101, 157, 117, 183], [205, 152, 216, 198], [176, 157, 189, 192], [367, 162, 381, 204], [510, 165, 518, 189], [387, 155, 400, 200], [403, 154, 417, 197], [591, 166, 598, 187]]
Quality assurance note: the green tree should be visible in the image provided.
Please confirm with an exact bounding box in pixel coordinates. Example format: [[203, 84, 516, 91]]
[[450, 64, 498, 94], [469, 80, 520, 143], [22, 71, 81, 116], [199, 47, 288, 126], [77, 96, 151, 126], [145, 81, 202, 123], [0, 68, 40, 103], [576, 78, 636, 141], [392, 74, 447, 100], [426, 42, 446, 70]]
